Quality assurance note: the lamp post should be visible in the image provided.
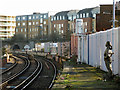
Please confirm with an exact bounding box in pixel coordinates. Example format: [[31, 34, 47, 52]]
[[113, 0, 115, 28], [112, 0, 115, 74]]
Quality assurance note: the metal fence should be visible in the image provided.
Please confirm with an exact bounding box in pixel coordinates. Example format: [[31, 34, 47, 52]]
[[79, 27, 120, 75]]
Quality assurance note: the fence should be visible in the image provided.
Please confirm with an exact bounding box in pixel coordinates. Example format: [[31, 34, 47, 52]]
[[79, 27, 120, 76]]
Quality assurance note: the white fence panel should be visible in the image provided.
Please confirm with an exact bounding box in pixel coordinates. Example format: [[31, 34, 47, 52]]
[[89, 34, 92, 66], [99, 31, 107, 71], [92, 34, 96, 67], [113, 29, 118, 74], [84, 36, 88, 63], [96, 32, 100, 67]]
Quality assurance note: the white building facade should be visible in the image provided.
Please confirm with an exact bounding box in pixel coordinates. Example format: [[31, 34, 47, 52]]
[[0, 15, 16, 40]]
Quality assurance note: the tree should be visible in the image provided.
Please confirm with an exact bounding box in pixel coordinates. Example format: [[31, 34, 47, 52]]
[[11, 33, 27, 43]]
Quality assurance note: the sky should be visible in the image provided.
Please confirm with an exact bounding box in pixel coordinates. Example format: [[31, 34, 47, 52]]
[[0, 0, 119, 16]]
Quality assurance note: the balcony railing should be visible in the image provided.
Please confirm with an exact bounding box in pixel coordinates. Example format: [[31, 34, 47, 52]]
[[0, 18, 15, 21], [0, 29, 15, 31], [0, 23, 16, 26]]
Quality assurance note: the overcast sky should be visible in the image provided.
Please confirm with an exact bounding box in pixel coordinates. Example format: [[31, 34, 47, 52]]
[[0, 0, 119, 16]]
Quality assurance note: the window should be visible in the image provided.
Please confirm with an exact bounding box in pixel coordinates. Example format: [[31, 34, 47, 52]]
[[29, 22, 31, 25], [80, 14, 82, 18], [54, 16, 56, 20], [85, 29, 87, 32], [63, 16, 65, 20], [29, 16, 31, 19], [83, 13, 85, 18], [44, 15, 46, 18], [59, 24, 61, 28], [60, 16, 62, 20], [40, 18, 43, 23], [24, 28, 26, 32], [57, 16, 59, 20], [86, 13, 89, 17], [54, 24, 56, 28], [61, 24, 63, 27], [44, 21, 46, 24], [77, 14, 79, 18], [16, 29, 18, 32], [36, 22, 38, 25], [23, 23, 25, 26], [33, 16, 35, 19], [61, 30, 63, 33], [18, 23, 20, 26], [36, 16, 39, 19], [21, 29, 23, 32], [22, 17, 25, 20], [17, 17, 20, 20], [33, 22, 35, 25]]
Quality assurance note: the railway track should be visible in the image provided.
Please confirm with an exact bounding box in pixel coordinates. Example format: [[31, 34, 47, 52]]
[[1, 55, 30, 90], [1, 53, 57, 89], [26, 55, 57, 89], [0, 56, 27, 86], [0, 57, 17, 75]]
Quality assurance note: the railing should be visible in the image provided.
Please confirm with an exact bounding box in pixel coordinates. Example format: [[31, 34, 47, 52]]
[[0, 18, 15, 21]]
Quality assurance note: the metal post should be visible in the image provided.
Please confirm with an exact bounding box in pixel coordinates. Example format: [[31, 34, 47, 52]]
[[113, 0, 115, 28], [112, 0, 115, 73]]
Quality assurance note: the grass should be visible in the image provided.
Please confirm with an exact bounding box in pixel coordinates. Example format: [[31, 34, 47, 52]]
[[52, 60, 120, 89]]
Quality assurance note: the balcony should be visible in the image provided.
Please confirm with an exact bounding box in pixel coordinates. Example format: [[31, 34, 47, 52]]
[[0, 18, 15, 21], [0, 29, 15, 32], [0, 23, 16, 26]]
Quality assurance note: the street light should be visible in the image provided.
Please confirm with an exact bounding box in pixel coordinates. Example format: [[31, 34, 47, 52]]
[[113, 0, 115, 28]]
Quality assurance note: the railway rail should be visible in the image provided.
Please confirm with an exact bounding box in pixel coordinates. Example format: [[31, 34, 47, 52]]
[[1, 55, 30, 90], [0, 57, 17, 75], [26, 56, 57, 89], [1, 53, 57, 89]]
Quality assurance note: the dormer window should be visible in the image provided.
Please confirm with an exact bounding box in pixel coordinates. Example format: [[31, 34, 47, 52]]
[[57, 16, 59, 20], [86, 13, 89, 17], [54, 16, 56, 20]]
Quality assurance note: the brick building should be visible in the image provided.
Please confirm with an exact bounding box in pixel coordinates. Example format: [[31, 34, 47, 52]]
[[76, 7, 100, 33], [51, 10, 79, 38], [16, 12, 49, 40], [96, 4, 120, 31]]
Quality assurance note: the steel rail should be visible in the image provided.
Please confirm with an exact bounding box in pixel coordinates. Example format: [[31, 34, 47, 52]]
[[0, 55, 30, 88], [0, 56, 17, 75]]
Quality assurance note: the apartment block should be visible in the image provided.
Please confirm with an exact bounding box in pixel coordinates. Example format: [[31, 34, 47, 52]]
[[76, 7, 100, 33], [51, 10, 79, 38], [0, 15, 16, 40], [16, 12, 49, 40]]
